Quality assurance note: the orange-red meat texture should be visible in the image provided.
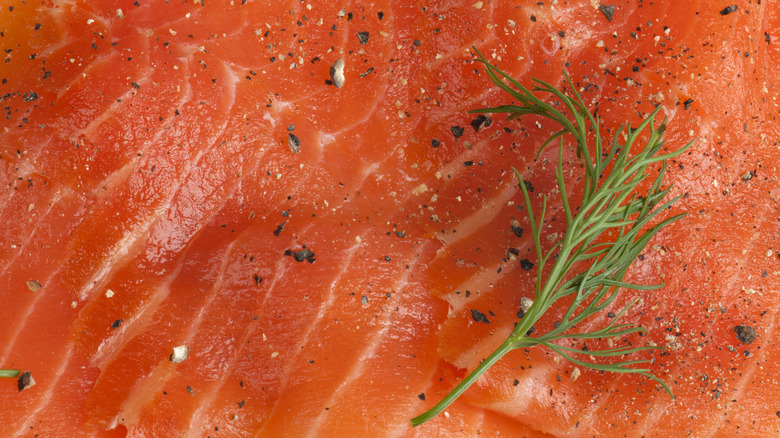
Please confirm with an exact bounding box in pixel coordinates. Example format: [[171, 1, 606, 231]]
[[0, 0, 778, 437]]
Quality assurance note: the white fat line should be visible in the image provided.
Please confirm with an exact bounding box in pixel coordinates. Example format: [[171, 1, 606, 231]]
[[9, 345, 74, 437], [303, 242, 430, 437], [117, 240, 238, 431], [0, 189, 65, 278], [90, 259, 183, 368], [76, 58, 237, 302], [181, 219, 315, 436]]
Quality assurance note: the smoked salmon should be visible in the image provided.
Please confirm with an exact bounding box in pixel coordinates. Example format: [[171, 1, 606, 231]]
[[0, 0, 778, 437]]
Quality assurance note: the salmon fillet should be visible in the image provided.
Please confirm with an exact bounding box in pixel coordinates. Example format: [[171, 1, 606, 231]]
[[0, 0, 778, 437]]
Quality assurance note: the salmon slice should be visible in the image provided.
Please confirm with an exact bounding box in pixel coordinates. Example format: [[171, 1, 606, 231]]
[[1, 0, 779, 437]]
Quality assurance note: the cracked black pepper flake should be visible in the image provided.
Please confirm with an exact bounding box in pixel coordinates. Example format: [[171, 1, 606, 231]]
[[683, 99, 694, 110], [471, 309, 490, 324], [463, 161, 474, 167], [378, 11, 384, 20], [253, 274, 263, 285], [187, 385, 195, 395], [289, 248, 315, 262], [720, 5, 737, 15], [22, 92, 38, 102], [34, 23, 41, 30], [470, 114, 492, 132], [558, 31, 565, 38], [131, 81, 140, 89], [359, 67, 374, 78], [288, 133, 301, 154], [733, 325, 756, 344], [431, 138, 440, 148], [765, 32, 771, 44], [530, 14, 536, 22], [361, 295, 368, 305], [417, 393, 425, 400], [17, 371, 35, 392], [599, 4, 615, 22], [520, 259, 535, 271], [413, 39, 421, 46], [273, 221, 286, 236], [511, 223, 523, 238], [522, 180, 535, 192], [394, 230, 406, 238], [450, 125, 464, 138], [356, 31, 369, 45], [112, 319, 123, 329], [513, 379, 520, 386], [238, 400, 245, 408]]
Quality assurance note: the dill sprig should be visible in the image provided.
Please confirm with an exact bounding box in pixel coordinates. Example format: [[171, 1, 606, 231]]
[[411, 48, 693, 427]]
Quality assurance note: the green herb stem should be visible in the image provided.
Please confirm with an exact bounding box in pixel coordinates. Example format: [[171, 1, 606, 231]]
[[0, 369, 20, 378], [410, 333, 536, 427]]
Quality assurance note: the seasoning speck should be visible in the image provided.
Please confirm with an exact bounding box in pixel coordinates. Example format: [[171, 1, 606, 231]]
[[356, 31, 369, 45], [111, 319, 123, 329], [733, 325, 756, 344], [361, 295, 369, 305], [17, 371, 35, 392], [520, 259, 535, 271], [570, 367, 581, 382], [510, 219, 523, 238], [288, 133, 301, 154], [22, 92, 38, 102], [470, 114, 492, 132], [470, 309, 491, 324], [683, 98, 694, 110], [290, 248, 315, 263], [599, 4, 615, 22], [26, 281, 42, 292], [329, 58, 345, 88], [719, 5, 738, 15], [418, 392, 425, 400], [450, 125, 464, 138], [170, 345, 189, 363]]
